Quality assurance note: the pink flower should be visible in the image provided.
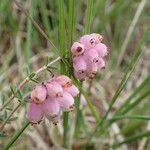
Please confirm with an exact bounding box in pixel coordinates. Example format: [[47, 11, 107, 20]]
[[74, 70, 86, 81], [31, 85, 47, 104], [80, 34, 96, 50], [56, 92, 75, 112], [46, 81, 63, 98], [71, 42, 84, 56], [64, 85, 79, 97], [98, 57, 105, 69], [42, 97, 60, 125], [87, 62, 98, 78], [54, 75, 72, 88], [84, 48, 100, 63], [27, 102, 43, 124], [73, 56, 87, 74], [90, 33, 103, 44], [94, 43, 108, 58]]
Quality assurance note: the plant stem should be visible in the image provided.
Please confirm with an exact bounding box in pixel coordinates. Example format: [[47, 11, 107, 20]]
[[4, 121, 29, 150]]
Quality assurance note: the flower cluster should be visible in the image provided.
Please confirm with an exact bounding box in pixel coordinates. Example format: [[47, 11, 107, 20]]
[[27, 75, 80, 125], [71, 33, 108, 80]]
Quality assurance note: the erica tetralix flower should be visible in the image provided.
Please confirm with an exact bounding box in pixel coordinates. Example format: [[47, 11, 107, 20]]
[[71, 42, 84, 56], [31, 85, 47, 104], [27, 75, 79, 125], [71, 33, 108, 80]]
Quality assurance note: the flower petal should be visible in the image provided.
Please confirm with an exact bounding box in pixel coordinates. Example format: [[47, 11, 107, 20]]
[[27, 102, 43, 124], [57, 92, 75, 112], [31, 85, 47, 104], [64, 85, 79, 97], [71, 42, 84, 56], [46, 81, 63, 98], [95, 43, 108, 57]]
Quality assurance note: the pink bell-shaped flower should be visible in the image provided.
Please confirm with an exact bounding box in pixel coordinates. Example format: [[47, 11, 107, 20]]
[[84, 48, 100, 63], [71, 42, 84, 56], [95, 43, 108, 58], [80, 34, 96, 50], [90, 33, 103, 44], [64, 85, 79, 97], [57, 92, 75, 112], [46, 81, 63, 98], [73, 56, 87, 75], [31, 85, 47, 104], [42, 97, 60, 124], [54, 75, 72, 88], [27, 102, 43, 124]]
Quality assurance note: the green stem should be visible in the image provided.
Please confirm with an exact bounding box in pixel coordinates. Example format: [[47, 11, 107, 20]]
[[4, 121, 29, 150], [112, 130, 150, 148]]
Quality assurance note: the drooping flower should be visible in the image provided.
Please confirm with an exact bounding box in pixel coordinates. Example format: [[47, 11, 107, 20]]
[[46, 81, 63, 98], [57, 92, 75, 112], [64, 84, 79, 97], [27, 75, 79, 125], [71, 42, 85, 56], [31, 85, 47, 104], [27, 102, 43, 124], [71, 33, 108, 80]]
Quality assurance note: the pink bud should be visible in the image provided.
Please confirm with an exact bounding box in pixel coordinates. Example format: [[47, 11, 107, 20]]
[[31, 85, 47, 104], [71, 42, 84, 56], [73, 56, 87, 74], [46, 81, 63, 98], [57, 92, 75, 112], [84, 48, 100, 63], [64, 85, 79, 97], [95, 43, 108, 57], [54, 75, 72, 88], [42, 97, 60, 124], [74, 70, 86, 81], [27, 102, 43, 124], [79, 34, 96, 50], [90, 33, 103, 44]]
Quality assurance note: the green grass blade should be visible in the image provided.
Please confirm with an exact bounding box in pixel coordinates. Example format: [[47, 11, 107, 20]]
[[4, 121, 29, 150], [83, 0, 93, 34], [87, 24, 150, 143], [112, 130, 150, 148], [115, 75, 150, 115], [108, 115, 150, 122]]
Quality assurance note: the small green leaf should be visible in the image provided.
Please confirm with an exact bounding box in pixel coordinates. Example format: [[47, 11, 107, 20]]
[[45, 56, 49, 66], [28, 72, 36, 79]]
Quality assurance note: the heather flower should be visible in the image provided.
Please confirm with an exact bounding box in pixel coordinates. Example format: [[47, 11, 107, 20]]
[[73, 56, 87, 75], [54, 75, 72, 88], [64, 85, 79, 97], [56, 92, 75, 112], [31, 85, 47, 104], [79, 34, 96, 50], [27, 102, 43, 124], [71, 42, 85, 56], [71, 33, 108, 80], [90, 33, 103, 44], [27, 75, 79, 125], [42, 97, 60, 125], [46, 81, 63, 98], [94, 43, 108, 57]]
